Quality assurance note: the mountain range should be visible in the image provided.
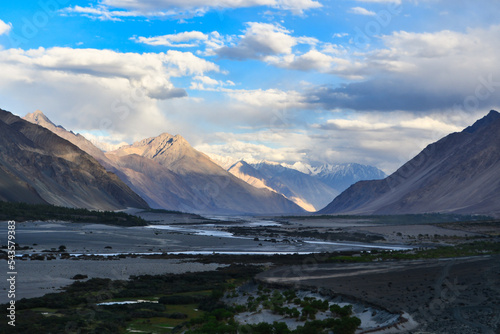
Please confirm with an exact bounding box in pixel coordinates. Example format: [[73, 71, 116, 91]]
[[296, 163, 387, 193], [24, 110, 303, 215], [209, 157, 386, 211], [15, 108, 500, 216], [0, 109, 148, 210], [227, 161, 340, 211], [320, 110, 500, 217]]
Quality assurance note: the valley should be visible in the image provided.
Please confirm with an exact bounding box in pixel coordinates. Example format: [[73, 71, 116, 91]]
[[1, 211, 498, 333]]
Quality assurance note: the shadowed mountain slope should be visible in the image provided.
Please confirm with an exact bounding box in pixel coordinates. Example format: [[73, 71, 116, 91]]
[[1, 108, 148, 210], [319, 110, 500, 216]]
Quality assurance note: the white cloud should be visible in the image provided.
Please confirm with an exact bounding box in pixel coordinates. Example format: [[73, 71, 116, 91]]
[[216, 22, 298, 59], [102, 0, 323, 14], [132, 23, 333, 74], [199, 21, 346, 74], [215, 21, 327, 70], [189, 75, 237, 90], [0, 47, 218, 141], [62, 0, 321, 20], [194, 126, 315, 164], [321, 115, 461, 133], [382, 29, 477, 58], [133, 30, 229, 58], [323, 119, 391, 130], [321, 43, 348, 56], [349, 7, 376, 16], [312, 112, 471, 173], [202, 31, 228, 55], [194, 75, 219, 86], [163, 50, 219, 76], [266, 49, 335, 71], [196, 139, 306, 164], [399, 116, 462, 132], [132, 31, 208, 47], [78, 131, 130, 151], [226, 88, 308, 110], [60, 5, 140, 21], [0, 19, 12, 35], [309, 25, 500, 113], [190, 108, 477, 174], [332, 33, 348, 38], [272, 0, 322, 14], [355, 0, 401, 3]]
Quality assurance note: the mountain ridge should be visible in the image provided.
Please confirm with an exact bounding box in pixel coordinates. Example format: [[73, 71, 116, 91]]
[[319, 110, 500, 216], [109, 134, 304, 214], [2, 108, 149, 210]]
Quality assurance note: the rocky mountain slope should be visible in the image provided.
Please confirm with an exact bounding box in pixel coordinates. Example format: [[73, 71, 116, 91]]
[[1, 108, 149, 210], [24, 110, 114, 168], [108, 134, 304, 214], [319, 110, 500, 216]]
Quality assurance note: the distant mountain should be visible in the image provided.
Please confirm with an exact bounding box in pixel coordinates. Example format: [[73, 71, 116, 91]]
[[25, 111, 303, 214], [219, 158, 385, 211], [320, 110, 500, 216], [228, 161, 277, 193], [227, 161, 339, 211], [1, 108, 148, 210], [241, 161, 341, 211], [206, 153, 240, 171], [311, 163, 387, 192]]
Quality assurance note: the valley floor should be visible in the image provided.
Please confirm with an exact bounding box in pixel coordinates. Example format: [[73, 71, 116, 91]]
[[1, 212, 499, 332]]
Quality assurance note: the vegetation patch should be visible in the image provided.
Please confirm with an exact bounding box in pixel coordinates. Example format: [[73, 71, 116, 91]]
[[183, 285, 362, 334], [0, 201, 147, 226], [0, 265, 262, 333], [327, 240, 500, 263]]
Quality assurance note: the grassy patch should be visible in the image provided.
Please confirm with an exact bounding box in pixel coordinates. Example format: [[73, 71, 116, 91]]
[[164, 304, 202, 320], [126, 304, 204, 333]]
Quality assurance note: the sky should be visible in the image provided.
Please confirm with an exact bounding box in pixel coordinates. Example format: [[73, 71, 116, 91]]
[[0, 0, 499, 173]]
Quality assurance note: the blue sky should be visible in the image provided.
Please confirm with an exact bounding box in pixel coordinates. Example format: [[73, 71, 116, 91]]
[[0, 0, 499, 173]]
